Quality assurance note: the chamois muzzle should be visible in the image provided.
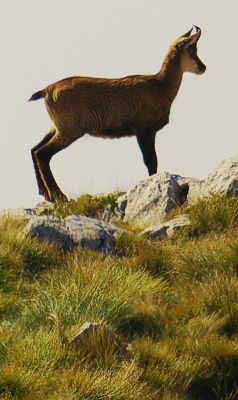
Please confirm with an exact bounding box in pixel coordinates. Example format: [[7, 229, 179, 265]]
[[196, 61, 206, 74], [193, 27, 206, 74]]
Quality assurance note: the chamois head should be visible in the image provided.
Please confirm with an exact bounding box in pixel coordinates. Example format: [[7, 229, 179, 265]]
[[173, 26, 206, 75]]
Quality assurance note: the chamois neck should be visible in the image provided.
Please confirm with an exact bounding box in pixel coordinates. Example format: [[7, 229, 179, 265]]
[[156, 52, 183, 104]]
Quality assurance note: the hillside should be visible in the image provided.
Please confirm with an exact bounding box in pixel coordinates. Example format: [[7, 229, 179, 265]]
[[1, 157, 238, 400]]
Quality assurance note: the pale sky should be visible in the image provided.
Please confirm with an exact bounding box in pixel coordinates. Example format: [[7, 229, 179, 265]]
[[0, 0, 237, 209]]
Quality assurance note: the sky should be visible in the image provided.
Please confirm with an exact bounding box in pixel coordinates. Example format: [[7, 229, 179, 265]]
[[0, 0, 237, 209]]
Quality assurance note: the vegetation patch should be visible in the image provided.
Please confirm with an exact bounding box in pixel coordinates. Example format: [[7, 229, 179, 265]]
[[1, 195, 238, 398], [165, 195, 238, 237], [41, 192, 121, 219]]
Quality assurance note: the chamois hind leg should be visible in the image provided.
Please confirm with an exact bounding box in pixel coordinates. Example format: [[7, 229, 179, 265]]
[[137, 131, 157, 175], [34, 133, 74, 202], [31, 129, 56, 200]]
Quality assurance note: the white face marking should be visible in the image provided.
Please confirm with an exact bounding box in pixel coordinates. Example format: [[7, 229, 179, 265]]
[[180, 48, 205, 74]]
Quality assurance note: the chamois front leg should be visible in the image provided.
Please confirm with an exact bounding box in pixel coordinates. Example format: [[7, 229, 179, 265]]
[[34, 133, 70, 202], [137, 132, 157, 175]]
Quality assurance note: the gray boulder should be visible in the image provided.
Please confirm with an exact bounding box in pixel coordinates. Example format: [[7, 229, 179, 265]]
[[188, 156, 238, 202], [25, 215, 120, 253], [68, 321, 123, 349], [203, 156, 238, 197], [114, 172, 187, 228], [176, 176, 203, 203], [69, 322, 101, 345], [141, 214, 190, 239], [105, 156, 238, 228]]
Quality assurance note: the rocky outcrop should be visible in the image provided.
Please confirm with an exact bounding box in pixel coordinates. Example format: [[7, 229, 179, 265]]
[[188, 156, 238, 202], [141, 214, 190, 239], [3, 155, 238, 247], [200, 156, 238, 197], [112, 172, 188, 227], [25, 215, 121, 253], [105, 155, 238, 228]]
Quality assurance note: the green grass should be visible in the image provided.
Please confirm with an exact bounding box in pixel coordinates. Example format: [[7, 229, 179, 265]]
[[1, 196, 238, 399], [41, 192, 121, 219], [165, 195, 238, 237]]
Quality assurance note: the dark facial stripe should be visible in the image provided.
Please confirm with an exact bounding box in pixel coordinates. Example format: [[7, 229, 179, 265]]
[[194, 55, 206, 71]]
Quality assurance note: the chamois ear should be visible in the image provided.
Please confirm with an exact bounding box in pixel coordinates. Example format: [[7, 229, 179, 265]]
[[183, 26, 202, 46]]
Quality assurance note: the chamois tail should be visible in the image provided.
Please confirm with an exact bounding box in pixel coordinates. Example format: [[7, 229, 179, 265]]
[[28, 90, 45, 102]]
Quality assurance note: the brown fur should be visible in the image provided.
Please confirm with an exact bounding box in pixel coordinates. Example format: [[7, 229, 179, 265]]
[[30, 27, 206, 202]]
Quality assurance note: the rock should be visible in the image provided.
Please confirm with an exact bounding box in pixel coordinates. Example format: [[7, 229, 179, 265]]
[[175, 176, 202, 203], [0, 202, 54, 220], [203, 156, 238, 197], [111, 172, 188, 227], [141, 214, 190, 239], [25, 215, 120, 253], [69, 322, 101, 345], [187, 156, 238, 202], [25, 216, 77, 250], [68, 321, 123, 349], [4, 155, 238, 235], [106, 156, 238, 227]]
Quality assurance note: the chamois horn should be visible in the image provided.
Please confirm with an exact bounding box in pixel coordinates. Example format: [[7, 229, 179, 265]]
[[179, 27, 193, 39], [190, 25, 201, 43], [180, 26, 201, 46]]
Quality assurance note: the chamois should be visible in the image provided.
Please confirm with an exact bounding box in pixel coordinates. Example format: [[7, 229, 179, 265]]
[[29, 26, 206, 202]]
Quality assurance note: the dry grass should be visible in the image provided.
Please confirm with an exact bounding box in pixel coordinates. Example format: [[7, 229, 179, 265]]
[[40, 192, 121, 219], [165, 195, 238, 237], [1, 196, 238, 399]]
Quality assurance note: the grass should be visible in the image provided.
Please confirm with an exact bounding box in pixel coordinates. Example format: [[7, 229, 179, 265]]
[[165, 195, 238, 237], [0, 196, 238, 398], [41, 192, 121, 219]]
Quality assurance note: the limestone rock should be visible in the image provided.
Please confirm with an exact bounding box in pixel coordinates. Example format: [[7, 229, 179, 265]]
[[107, 156, 238, 227], [187, 156, 238, 202], [68, 321, 124, 349], [25, 215, 120, 253], [69, 322, 101, 345], [176, 176, 203, 203], [141, 214, 190, 239], [204, 156, 238, 197], [114, 172, 187, 227]]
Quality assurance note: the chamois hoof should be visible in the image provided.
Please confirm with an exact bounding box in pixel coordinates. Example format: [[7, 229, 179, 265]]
[[51, 192, 68, 203], [39, 189, 52, 203]]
